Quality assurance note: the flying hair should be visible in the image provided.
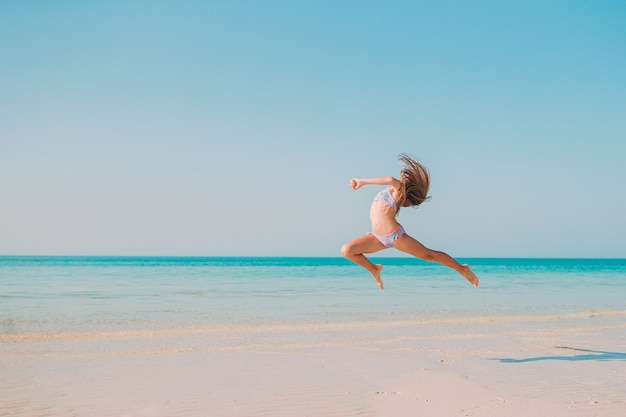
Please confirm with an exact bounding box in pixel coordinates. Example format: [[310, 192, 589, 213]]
[[396, 153, 431, 210]]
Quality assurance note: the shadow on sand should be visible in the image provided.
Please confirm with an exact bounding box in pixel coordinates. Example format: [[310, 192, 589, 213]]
[[494, 346, 626, 363]]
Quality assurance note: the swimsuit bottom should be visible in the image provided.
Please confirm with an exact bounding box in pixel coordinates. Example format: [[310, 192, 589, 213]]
[[370, 225, 406, 248]]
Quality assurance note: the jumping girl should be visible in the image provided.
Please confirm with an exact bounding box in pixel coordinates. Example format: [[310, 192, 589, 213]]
[[341, 153, 479, 290]]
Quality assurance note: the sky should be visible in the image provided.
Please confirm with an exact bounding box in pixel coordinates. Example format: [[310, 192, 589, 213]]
[[1, 1, 625, 258]]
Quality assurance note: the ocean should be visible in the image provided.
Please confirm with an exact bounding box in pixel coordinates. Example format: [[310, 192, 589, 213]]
[[1, 256, 625, 338]]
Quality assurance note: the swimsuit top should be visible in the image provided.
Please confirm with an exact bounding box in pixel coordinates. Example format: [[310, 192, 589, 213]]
[[373, 187, 398, 211]]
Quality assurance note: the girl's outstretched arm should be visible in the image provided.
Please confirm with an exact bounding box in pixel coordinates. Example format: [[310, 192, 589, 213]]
[[350, 176, 402, 190]]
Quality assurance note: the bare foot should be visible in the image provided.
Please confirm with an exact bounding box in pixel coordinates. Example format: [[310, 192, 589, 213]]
[[371, 264, 384, 290], [461, 264, 479, 288]]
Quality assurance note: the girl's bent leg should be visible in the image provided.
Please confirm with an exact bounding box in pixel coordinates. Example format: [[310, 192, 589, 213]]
[[341, 234, 386, 290], [393, 234, 479, 288]]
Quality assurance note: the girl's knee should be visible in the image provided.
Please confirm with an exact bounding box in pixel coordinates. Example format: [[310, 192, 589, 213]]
[[340, 243, 352, 258], [413, 248, 437, 262], [421, 251, 436, 262]]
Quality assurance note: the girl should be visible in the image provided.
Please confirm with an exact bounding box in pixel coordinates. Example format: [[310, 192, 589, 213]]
[[341, 154, 479, 290]]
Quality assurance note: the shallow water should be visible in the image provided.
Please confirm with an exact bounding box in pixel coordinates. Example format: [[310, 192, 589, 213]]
[[1, 257, 624, 337]]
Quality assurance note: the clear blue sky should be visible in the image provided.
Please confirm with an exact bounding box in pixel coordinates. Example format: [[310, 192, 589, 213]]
[[1, 1, 625, 257]]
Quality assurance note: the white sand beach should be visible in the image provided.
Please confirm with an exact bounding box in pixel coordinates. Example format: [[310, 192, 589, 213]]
[[3, 312, 625, 417]]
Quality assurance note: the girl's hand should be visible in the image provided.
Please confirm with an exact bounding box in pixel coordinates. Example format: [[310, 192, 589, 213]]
[[350, 178, 363, 190]]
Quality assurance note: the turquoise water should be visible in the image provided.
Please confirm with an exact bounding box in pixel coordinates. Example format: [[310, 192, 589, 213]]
[[1, 257, 625, 336]]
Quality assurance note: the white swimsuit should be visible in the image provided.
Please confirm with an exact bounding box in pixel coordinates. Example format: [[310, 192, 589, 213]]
[[370, 187, 405, 247]]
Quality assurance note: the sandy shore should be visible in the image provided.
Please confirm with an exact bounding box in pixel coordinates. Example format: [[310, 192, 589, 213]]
[[2, 312, 625, 416]]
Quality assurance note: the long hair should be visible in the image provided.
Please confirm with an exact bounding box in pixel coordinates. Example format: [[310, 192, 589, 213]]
[[396, 153, 430, 210]]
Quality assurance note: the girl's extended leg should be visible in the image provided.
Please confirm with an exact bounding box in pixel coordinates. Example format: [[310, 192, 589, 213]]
[[341, 234, 387, 290], [393, 234, 479, 287]]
